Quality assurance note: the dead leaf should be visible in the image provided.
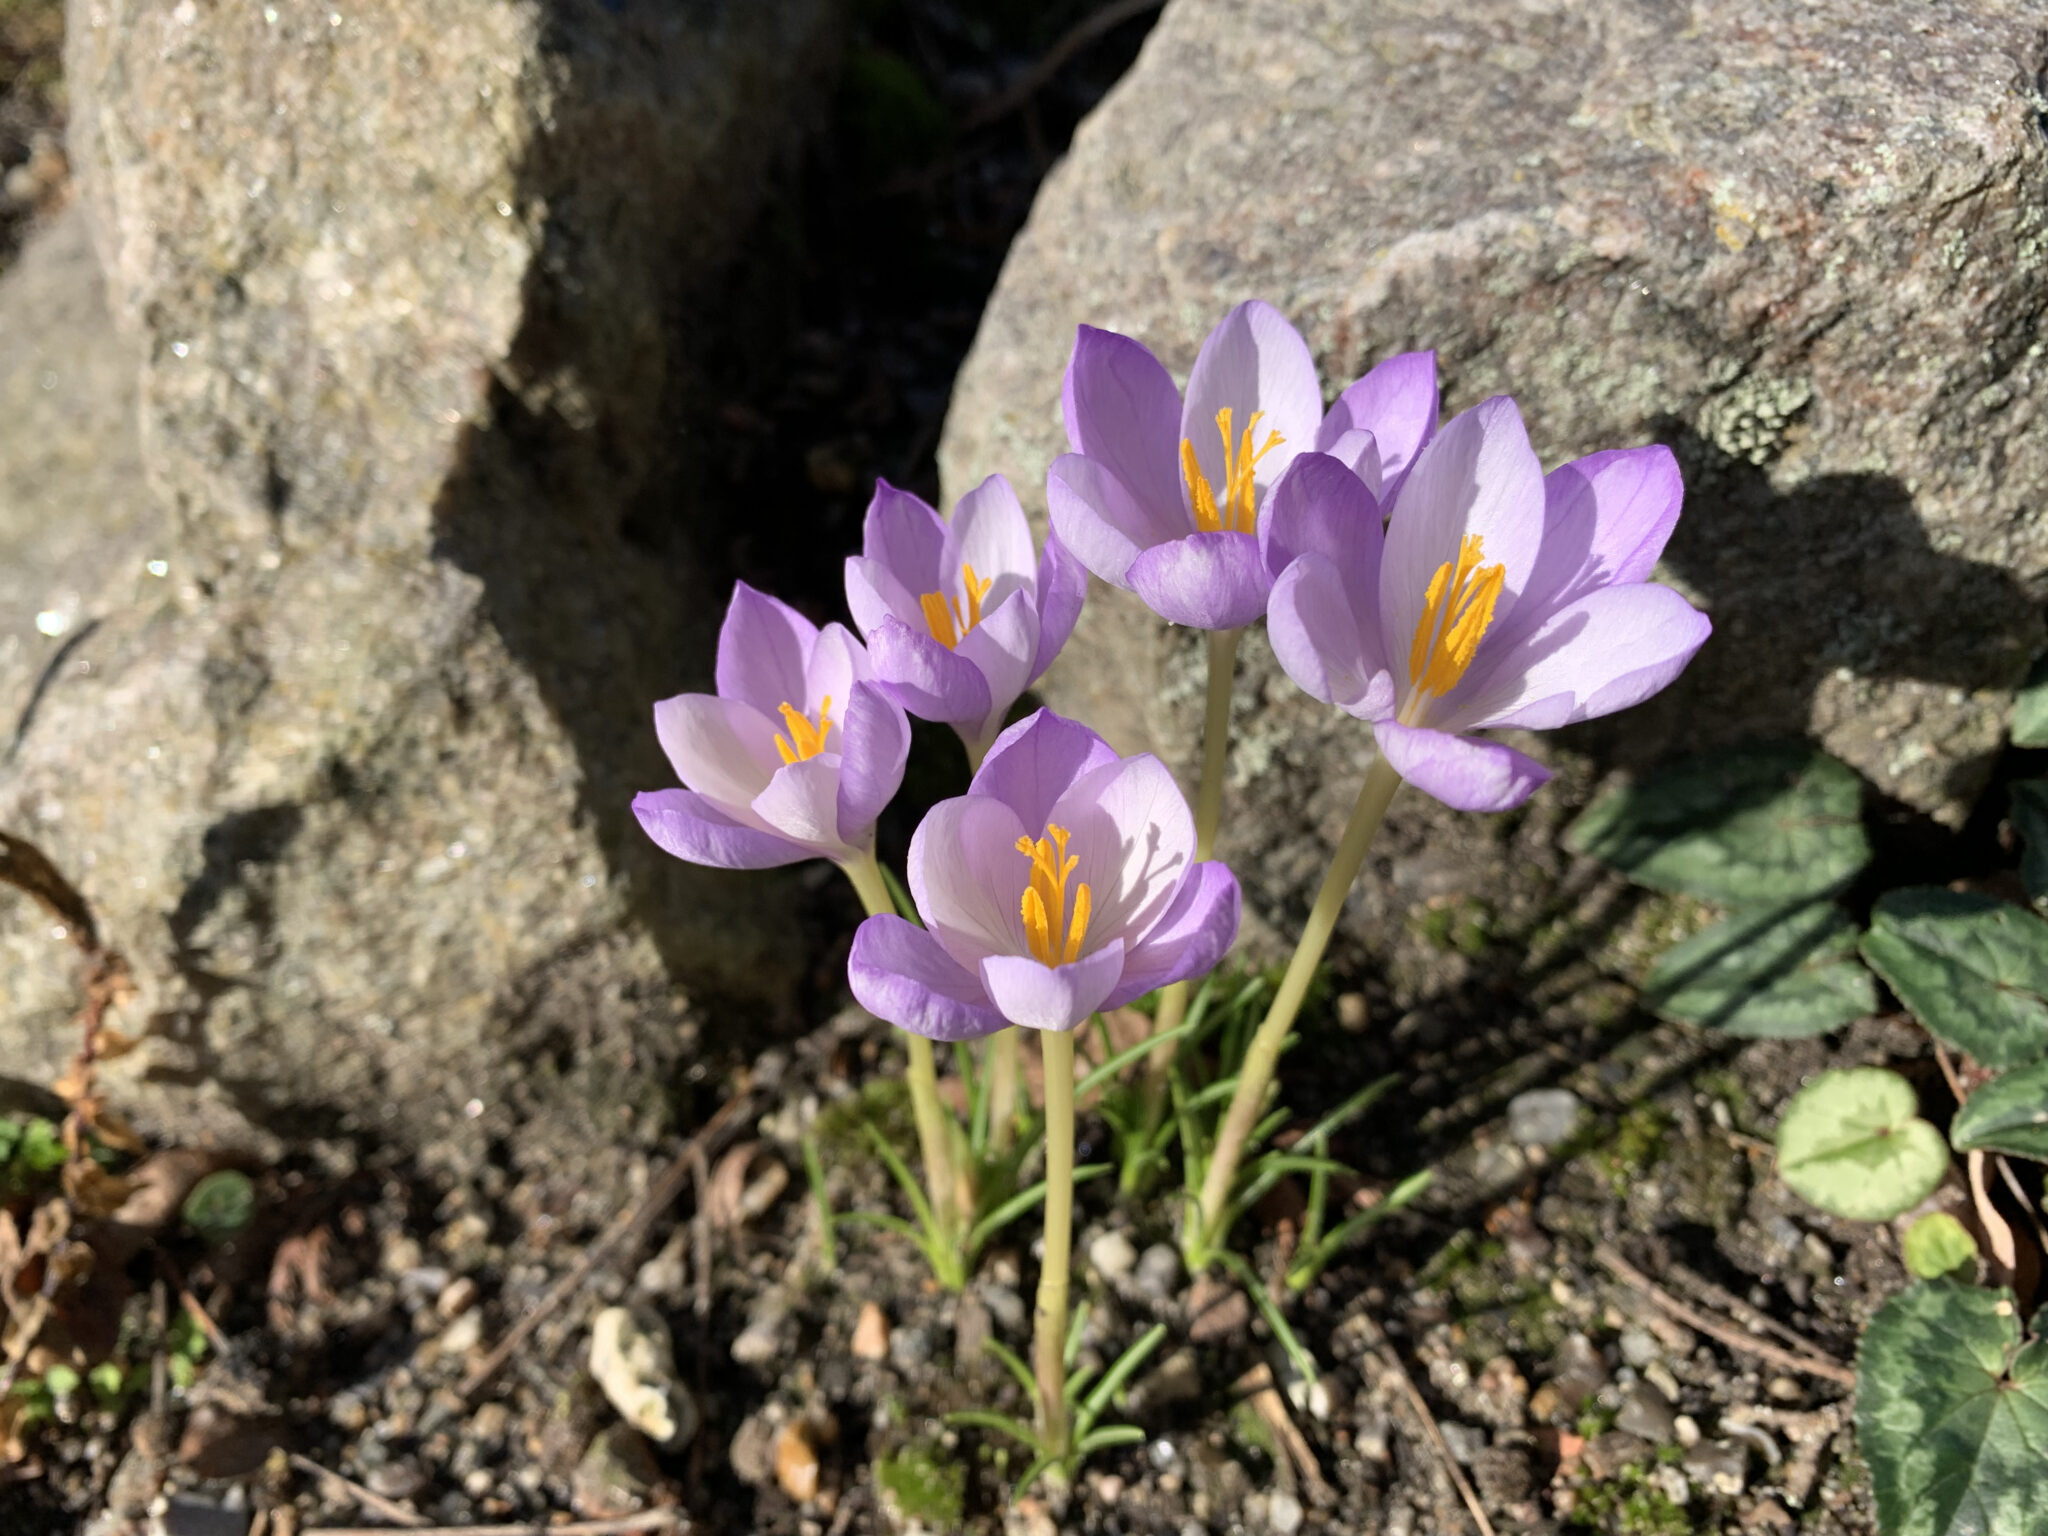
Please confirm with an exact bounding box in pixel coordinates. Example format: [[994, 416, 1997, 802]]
[[62, 1158, 134, 1219], [703, 1144, 758, 1231]]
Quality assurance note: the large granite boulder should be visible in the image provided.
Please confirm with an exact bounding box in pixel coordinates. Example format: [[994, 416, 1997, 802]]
[[0, 0, 836, 1168], [940, 0, 2048, 964]]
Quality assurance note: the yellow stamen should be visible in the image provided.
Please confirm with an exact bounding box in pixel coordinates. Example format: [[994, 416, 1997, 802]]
[[1180, 408, 1285, 535], [1407, 534, 1506, 700], [1014, 823, 1092, 968], [774, 695, 834, 764], [918, 562, 994, 651]]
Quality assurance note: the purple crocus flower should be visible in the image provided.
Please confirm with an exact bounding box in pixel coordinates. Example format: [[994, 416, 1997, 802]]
[[1265, 398, 1712, 813], [848, 709, 1241, 1039], [845, 475, 1084, 759], [632, 582, 910, 869], [1046, 299, 1440, 631]]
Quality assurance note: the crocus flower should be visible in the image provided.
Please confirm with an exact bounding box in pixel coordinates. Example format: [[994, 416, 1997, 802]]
[[1047, 299, 1440, 630], [633, 582, 910, 869], [848, 709, 1241, 1039], [845, 475, 1084, 758], [1265, 398, 1711, 813]]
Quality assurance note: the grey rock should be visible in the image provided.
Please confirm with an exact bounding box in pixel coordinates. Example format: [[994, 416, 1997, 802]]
[[1617, 1327, 1659, 1371], [572, 1423, 660, 1519], [979, 1281, 1027, 1334], [1683, 1438, 1749, 1497], [0, 0, 838, 1170], [161, 1499, 251, 1536], [1438, 1421, 1487, 1466], [1581, 1430, 1652, 1481], [1470, 1447, 1534, 1507], [728, 1409, 780, 1488], [1615, 1382, 1678, 1444], [938, 0, 2048, 994], [888, 1323, 934, 1371], [1134, 1241, 1183, 1301], [1087, 1228, 1138, 1282], [1507, 1090, 1584, 1151], [1263, 1488, 1304, 1536], [1127, 1346, 1203, 1417], [731, 1293, 792, 1368]]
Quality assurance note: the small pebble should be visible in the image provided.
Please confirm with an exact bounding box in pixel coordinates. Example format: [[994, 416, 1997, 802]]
[[1335, 991, 1369, 1032], [1618, 1327, 1658, 1369], [1266, 1488, 1304, 1535], [1506, 1088, 1583, 1149], [889, 1325, 933, 1371], [1684, 1438, 1749, 1496], [1187, 1274, 1251, 1343], [850, 1301, 890, 1362], [436, 1276, 479, 1320], [366, 1461, 425, 1500], [775, 1421, 821, 1503], [1438, 1422, 1487, 1465], [1652, 1464, 1691, 1507], [1582, 1430, 1651, 1480], [590, 1306, 697, 1448], [1088, 1229, 1138, 1283], [980, 1283, 1027, 1333], [1645, 1360, 1682, 1403], [1673, 1413, 1701, 1448], [438, 1309, 484, 1356], [1615, 1382, 1677, 1443], [1766, 1374, 1806, 1404], [1134, 1243, 1182, 1301], [729, 1410, 779, 1487], [732, 1295, 791, 1366]]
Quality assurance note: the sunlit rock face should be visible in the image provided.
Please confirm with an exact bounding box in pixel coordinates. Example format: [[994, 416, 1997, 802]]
[[940, 0, 2048, 964], [0, 0, 837, 1171]]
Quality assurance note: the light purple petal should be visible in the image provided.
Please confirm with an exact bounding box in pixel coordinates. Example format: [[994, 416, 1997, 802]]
[[633, 788, 811, 870], [980, 942, 1126, 1033], [1050, 752, 1196, 943], [950, 473, 1037, 590], [715, 582, 817, 716], [1031, 531, 1086, 682], [1514, 446, 1686, 627], [1181, 301, 1322, 509], [845, 553, 922, 639], [1319, 428, 1384, 497], [751, 757, 848, 854], [653, 693, 780, 805], [1062, 325, 1185, 520], [1260, 452, 1382, 590], [867, 617, 994, 725], [954, 588, 1039, 744], [908, 793, 1032, 971], [805, 623, 868, 728], [1047, 451, 1184, 586], [1377, 397, 1547, 698], [835, 681, 910, 843], [849, 915, 1007, 1043], [863, 480, 951, 598], [1268, 554, 1393, 718], [1104, 861, 1241, 1007], [1373, 721, 1549, 813], [1318, 350, 1438, 488], [1461, 583, 1712, 731], [972, 708, 1120, 831], [1126, 531, 1271, 630]]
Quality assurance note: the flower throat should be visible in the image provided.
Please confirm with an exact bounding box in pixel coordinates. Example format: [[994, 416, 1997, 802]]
[[1406, 535, 1505, 706], [775, 697, 833, 764], [1016, 823, 1091, 967], [1182, 408, 1283, 535], [921, 564, 993, 650]]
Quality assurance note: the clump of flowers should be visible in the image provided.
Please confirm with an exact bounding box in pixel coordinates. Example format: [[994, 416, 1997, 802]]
[[632, 301, 1707, 1475]]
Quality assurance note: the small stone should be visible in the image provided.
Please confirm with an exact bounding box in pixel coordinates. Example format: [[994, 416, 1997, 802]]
[[1683, 1439, 1748, 1497], [1527, 1383, 1566, 1424], [1092, 1473, 1125, 1504], [470, 1403, 511, 1444], [438, 1309, 484, 1356], [954, 1291, 991, 1366], [1581, 1431, 1651, 1480], [1353, 1404, 1392, 1464], [850, 1302, 890, 1362], [1335, 992, 1370, 1032], [1618, 1327, 1659, 1369], [635, 1228, 690, 1299], [1506, 1088, 1583, 1149], [889, 1325, 934, 1371], [1615, 1382, 1677, 1443], [1644, 1362, 1682, 1404], [775, 1420, 821, 1503], [436, 1275, 479, 1320], [1745, 1496, 1796, 1531], [1266, 1488, 1304, 1534], [590, 1305, 697, 1448], [732, 1294, 791, 1366], [1470, 1446, 1533, 1506], [1673, 1413, 1701, 1448], [729, 1410, 779, 1487], [1134, 1243, 1182, 1301], [366, 1461, 426, 1500], [1472, 1355, 1529, 1427], [572, 1424, 659, 1519], [160, 1498, 250, 1536], [1438, 1422, 1487, 1465], [1651, 1464, 1691, 1506], [1187, 1274, 1252, 1343], [1088, 1229, 1138, 1283], [980, 1282, 1027, 1333], [381, 1234, 424, 1275], [1766, 1375, 1806, 1404], [1127, 1348, 1202, 1416]]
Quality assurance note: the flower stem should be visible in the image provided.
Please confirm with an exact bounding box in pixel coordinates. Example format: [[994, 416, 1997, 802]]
[[1189, 753, 1402, 1265], [987, 1028, 1021, 1156], [844, 852, 962, 1253], [1032, 1026, 1076, 1456], [1129, 626, 1241, 1189]]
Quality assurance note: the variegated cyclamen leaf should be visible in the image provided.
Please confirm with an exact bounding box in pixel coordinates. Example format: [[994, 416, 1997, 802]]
[[1774, 1068, 1947, 1223], [1900, 1215, 1978, 1282], [1949, 1058, 2048, 1163], [2008, 778, 2048, 906], [1564, 742, 1868, 905], [1860, 889, 2048, 1069], [1643, 899, 1873, 1038], [1857, 1281, 2048, 1536], [2011, 649, 2048, 748]]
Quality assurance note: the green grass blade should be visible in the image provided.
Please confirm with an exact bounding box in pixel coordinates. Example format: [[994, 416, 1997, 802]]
[[1077, 1018, 1202, 1097], [1076, 1322, 1169, 1435], [863, 1121, 939, 1239], [1063, 1299, 1091, 1369], [982, 1337, 1038, 1402], [1076, 1424, 1148, 1454], [1222, 1254, 1319, 1387], [946, 1410, 1041, 1450], [1298, 1074, 1401, 1149]]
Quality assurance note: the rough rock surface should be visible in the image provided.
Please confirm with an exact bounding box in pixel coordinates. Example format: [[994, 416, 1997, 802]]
[[939, 0, 2048, 968], [0, 0, 836, 1166]]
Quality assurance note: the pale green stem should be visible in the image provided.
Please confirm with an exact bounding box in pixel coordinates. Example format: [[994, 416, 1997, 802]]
[[1032, 1026, 1076, 1455], [1190, 754, 1403, 1262], [1132, 626, 1241, 1181], [844, 851, 961, 1244]]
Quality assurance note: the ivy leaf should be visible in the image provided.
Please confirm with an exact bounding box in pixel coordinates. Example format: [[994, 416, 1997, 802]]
[[1857, 1281, 2048, 1536], [1860, 889, 2048, 1069], [1643, 900, 1874, 1038], [1564, 742, 1868, 905], [1775, 1067, 1948, 1222], [181, 1170, 256, 1243], [2011, 649, 2048, 748], [1901, 1215, 1978, 1282], [1949, 1059, 2048, 1163], [2009, 779, 2048, 906]]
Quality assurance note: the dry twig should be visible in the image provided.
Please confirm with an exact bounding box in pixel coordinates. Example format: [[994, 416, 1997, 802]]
[[1232, 1362, 1337, 1508], [1594, 1243, 1855, 1387], [1372, 1343, 1498, 1536], [460, 1091, 754, 1398], [288, 1451, 432, 1529]]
